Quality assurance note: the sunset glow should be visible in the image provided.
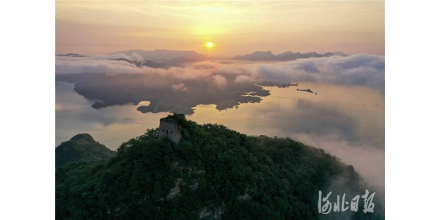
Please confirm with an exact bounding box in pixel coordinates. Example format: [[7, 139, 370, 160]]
[[55, 1, 384, 57]]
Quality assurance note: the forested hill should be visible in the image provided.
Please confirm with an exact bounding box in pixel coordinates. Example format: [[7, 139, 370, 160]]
[[55, 114, 384, 219], [55, 133, 116, 169]]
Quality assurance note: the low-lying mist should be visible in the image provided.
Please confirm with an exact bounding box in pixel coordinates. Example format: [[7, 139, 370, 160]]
[[56, 53, 384, 114], [55, 52, 385, 200]]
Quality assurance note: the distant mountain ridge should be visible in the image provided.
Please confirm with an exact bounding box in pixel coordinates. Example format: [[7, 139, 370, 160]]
[[232, 51, 335, 61], [55, 133, 116, 168], [331, 51, 348, 57], [56, 53, 85, 57], [112, 49, 216, 63], [57, 50, 347, 63], [111, 57, 179, 69]]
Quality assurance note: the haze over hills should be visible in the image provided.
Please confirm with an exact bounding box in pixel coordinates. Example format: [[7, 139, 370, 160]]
[[110, 49, 345, 62], [112, 49, 218, 63], [56, 49, 348, 65], [56, 53, 85, 57], [331, 51, 348, 57], [231, 51, 335, 61], [111, 57, 180, 69], [98, 49, 346, 69]]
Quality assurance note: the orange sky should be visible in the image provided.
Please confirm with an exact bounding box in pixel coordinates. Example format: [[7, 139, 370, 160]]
[[55, 1, 384, 57]]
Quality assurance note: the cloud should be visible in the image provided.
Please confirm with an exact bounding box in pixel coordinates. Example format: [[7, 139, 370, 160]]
[[216, 66, 242, 75], [257, 65, 293, 82], [212, 75, 228, 88], [193, 62, 218, 70], [252, 96, 384, 149], [104, 53, 146, 62], [172, 83, 188, 91], [234, 75, 254, 84], [293, 132, 384, 200], [254, 54, 385, 91], [55, 55, 145, 74], [56, 53, 384, 92]]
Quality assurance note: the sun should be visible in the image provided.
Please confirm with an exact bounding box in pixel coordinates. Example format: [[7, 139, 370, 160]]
[[205, 42, 214, 48]]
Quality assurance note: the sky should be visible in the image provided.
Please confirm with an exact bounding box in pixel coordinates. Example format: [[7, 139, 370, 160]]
[[55, 0, 384, 57]]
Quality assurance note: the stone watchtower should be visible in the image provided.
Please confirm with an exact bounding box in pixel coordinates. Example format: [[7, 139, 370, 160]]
[[158, 118, 182, 143]]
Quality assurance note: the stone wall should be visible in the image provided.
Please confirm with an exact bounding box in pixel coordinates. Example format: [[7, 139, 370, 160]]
[[158, 118, 182, 143]]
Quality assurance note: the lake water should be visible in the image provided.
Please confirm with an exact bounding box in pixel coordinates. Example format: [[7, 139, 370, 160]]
[[56, 81, 384, 195]]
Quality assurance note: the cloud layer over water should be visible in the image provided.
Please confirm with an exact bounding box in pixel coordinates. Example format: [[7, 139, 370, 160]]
[[56, 53, 384, 92]]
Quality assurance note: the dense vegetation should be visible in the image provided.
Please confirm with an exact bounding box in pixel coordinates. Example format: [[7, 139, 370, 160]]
[[56, 114, 384, 219], [55, 133, 116, 169]]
